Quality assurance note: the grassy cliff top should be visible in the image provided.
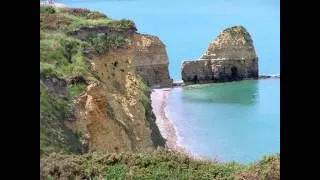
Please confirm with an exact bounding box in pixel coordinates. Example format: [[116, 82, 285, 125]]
[[220, 25, 253, 43], [40, 6, 137, 32]]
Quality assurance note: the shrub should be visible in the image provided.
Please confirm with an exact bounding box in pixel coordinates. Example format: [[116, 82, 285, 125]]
[[40, 6, 56, 14], [87, 33, 128, 54], [87, 12, 108, 19], [60, 8, 91, 17], [67, 83, 87, 98], [40, 83, 83, 156], [40, 62, 58, 78], [40, 150, 280, 180], [40, 33, 93, 79], [108, 19, 137, 31], [40, 14, 72, 30]]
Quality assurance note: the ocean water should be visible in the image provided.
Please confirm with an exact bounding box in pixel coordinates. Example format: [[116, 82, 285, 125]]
[[58, 0, 280, 163], [166, 79, 280, 163], [59, 0, 280, 80]]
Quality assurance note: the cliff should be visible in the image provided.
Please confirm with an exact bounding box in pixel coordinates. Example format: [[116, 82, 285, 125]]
[[134, 34, 172, 88], [181, 26, 258, 84], [40, 7, 167, 155]]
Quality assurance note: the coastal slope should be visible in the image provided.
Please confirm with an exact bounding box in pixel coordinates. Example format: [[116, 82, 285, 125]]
[[40, 6, 167, 155]]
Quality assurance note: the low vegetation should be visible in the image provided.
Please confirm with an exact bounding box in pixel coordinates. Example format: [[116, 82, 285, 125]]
[[40, 7, 136, 32], [137, 75, 166, 147], [40, 82, 84, 156], [86, 33, 128, 54], [40, 6, 56, 14], [223, 26, 253, 43], [40, 149, 279, 180]]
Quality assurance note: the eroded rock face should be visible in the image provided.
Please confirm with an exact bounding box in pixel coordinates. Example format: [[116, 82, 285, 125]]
[[65, 35, 166, 153], [181, 26, 258, 84], [61, 26, 171, 153], [133, 34, 172, 88]]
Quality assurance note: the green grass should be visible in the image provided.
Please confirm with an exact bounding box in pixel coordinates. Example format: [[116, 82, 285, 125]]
[[40, 83, 83, 156], [40, 32, 92, 79], [40, 150, 280, 180], [40, 7, 136, 33], [86, 33, 128, 54], [40, 31, 93, 156], [60, 13, 113, 32], [40, 6, 56, 14], [68, 83, 87, 97], [223, 26, 253, 43], [137, 75, 166, 148]]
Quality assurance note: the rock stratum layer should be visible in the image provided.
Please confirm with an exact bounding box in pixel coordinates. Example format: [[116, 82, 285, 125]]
[[181, 26, 258, 84]]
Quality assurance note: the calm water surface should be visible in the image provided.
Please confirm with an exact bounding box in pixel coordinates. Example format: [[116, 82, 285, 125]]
[[166, 79, 280, 163]]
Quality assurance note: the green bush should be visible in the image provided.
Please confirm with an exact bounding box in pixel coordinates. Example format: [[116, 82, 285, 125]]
[[68, 83, 87, 98], [40, 32, 92, 79], [87, 33, 128, 54], [108, 19, 137, 31], [40, 83, 83, 156], [87, 12, 108, 19], [40, 6, 56, 14], [40, 62, 58, 78], [60, 8, 91, 17], [106, 164, 126, 179], [40, 150, 280, 180]]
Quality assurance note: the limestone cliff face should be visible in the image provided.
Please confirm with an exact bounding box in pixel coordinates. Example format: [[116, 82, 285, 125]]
[[134, 34, 172, 88], [68, 26, 172, 88], [65, 33, 167, 153], [182, 26, 258, 84]]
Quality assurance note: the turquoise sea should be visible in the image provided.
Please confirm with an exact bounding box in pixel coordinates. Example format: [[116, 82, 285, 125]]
[[166, 79, 279, 163], [59, 0, 280, 163]]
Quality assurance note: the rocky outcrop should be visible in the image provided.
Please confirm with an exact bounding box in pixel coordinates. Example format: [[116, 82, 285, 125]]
[[181, 26, 258, 84], [133, 34, 172, 88]]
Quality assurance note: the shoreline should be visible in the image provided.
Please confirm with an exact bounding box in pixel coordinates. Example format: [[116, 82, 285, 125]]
[[173, 76, 280, 87], [151, 88, 195, 157]]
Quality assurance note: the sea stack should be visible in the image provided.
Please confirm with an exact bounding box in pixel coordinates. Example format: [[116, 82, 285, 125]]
[[181, 25, 258, 84]]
